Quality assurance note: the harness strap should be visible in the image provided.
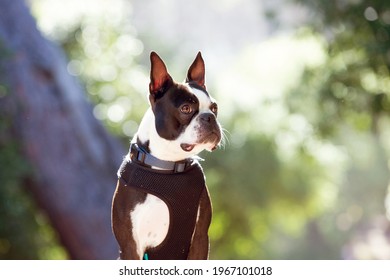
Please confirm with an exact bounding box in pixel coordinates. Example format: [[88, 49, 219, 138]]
[[130, 143, 193, 173]]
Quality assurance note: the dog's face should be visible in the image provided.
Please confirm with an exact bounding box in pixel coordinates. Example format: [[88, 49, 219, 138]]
[[138, 52, 222, 160]]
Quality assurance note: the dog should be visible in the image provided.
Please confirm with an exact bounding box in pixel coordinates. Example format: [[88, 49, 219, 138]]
[[111, 51, 222, 260]]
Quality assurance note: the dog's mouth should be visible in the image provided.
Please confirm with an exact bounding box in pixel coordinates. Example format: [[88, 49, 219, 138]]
[[181, 132, 221, 153], [180, 143, 196, 152]]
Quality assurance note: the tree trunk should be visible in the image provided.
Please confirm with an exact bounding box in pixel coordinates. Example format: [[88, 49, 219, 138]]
[[0, 0, 124, 259]]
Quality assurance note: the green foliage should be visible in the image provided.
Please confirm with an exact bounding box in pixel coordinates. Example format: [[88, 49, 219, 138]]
[[202, 108, 342, 259], [34, 1, 149, 142], [284, 0, 390, 259], [290, 1, 390, 135]]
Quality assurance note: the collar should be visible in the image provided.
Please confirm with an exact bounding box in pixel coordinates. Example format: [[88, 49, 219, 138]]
[[130, 143, 194, 173]]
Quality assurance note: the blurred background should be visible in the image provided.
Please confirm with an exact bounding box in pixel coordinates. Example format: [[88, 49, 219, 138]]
[[1, 0, 390, 259]]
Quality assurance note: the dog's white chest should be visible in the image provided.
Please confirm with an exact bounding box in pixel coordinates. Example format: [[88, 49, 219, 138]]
[[131, 194, 169, 257]]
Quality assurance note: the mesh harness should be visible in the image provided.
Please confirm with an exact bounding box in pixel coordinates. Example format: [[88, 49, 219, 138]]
[[117, 156, 206, 260]]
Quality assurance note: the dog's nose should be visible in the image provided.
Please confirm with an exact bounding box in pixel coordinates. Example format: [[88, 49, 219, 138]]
[[199, 113, 215, 124]]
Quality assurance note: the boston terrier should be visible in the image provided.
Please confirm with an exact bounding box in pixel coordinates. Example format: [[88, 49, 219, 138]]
[[111, 52, 222, 260]]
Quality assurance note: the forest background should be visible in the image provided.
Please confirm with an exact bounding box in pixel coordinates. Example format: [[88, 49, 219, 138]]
[[1, 0, 390, 260]]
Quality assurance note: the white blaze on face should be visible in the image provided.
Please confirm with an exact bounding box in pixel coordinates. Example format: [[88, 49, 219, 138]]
[[190, 86, 215, 112]]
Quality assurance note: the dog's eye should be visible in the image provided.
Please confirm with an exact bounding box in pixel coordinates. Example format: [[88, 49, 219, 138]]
[[180, 104, 192, 114], [210, 103, 218, 114]]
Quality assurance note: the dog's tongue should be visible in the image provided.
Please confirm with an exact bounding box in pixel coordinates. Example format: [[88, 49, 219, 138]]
[[181, 143, 195, 152]]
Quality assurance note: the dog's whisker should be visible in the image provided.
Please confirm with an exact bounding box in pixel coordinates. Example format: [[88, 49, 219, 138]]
[[218, 128, 230, 150]]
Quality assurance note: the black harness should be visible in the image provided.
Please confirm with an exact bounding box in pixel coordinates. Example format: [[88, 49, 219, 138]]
[[117, 144, 206, 260]]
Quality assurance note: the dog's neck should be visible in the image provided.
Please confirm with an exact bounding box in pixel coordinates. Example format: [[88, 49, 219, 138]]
[[133, 108, 198, 162]]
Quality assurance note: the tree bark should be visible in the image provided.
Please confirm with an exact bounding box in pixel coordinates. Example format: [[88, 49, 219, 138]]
[[0, 0, 124, 259]]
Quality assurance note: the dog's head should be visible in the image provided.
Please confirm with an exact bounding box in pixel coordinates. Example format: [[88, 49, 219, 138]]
[[139, 52, 222, 160]]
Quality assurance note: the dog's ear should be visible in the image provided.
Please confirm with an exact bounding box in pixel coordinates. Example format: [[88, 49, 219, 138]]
[[186, 52, 206, 90], [149, 52, 173, 96]]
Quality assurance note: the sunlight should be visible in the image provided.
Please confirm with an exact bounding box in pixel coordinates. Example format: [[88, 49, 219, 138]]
[[107, 104, 125, 123], [216, 33, 326, 129], [385, 183, 390, 220], [32, 0, 132, 40]]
